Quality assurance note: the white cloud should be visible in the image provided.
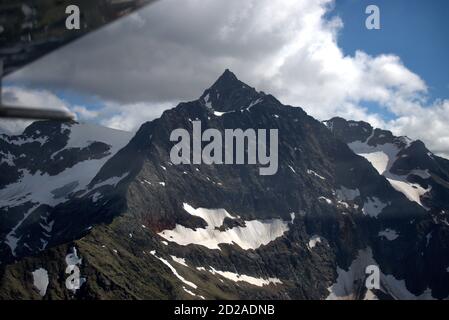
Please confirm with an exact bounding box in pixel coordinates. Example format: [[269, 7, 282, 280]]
[[3, 0, 449, 157], [388, 99, 449, 158], [99, 101, 173, 131], [72, 106, 99, 120]]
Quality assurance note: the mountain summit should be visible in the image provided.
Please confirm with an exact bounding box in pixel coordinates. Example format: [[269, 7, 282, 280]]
[[0, 71, 448, 300], [199, 69, 266, 112]]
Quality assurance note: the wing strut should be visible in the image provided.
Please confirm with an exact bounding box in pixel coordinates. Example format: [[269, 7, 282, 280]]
[[0, 60, 74, 121]]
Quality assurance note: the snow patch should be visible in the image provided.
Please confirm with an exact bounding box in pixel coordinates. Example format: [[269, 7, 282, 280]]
[[290, 212, 295, 223], [182, 203, 233, 228], [348, 138, 399, 175], [158, 203, 291, 250], [183, 286, 205, 299], [386, 175, 430, 208], [378, 229, 399, 241], [203, 93, 212, 108], [307, 169, 325, 180], [348, 139, 430, 209], [362, 197, 387, 218], [32, 268, 49, 297], [3, 136, 48, 146], [171, 256, 188, 267], [336, 187, 360, 201], [318, 196, 332, 205], [150, 251, 197, 288], [245, 98, 263, 111], [5, 204, 40, 256], [214, 111, 226, 117], [208, 267, 282, 287], [0, 151, 15, 166], [91, 192, 102, 203], [323, 120, 334, 131], [363, 289, 378, 300], [308, 235, 322, 249], [88, 172, 130, 191]]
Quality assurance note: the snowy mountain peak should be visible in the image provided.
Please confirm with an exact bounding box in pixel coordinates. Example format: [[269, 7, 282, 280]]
[[199, 69, 265, 112]]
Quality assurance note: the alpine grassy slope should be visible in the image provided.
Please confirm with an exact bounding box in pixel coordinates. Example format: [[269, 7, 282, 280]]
[[0, 70, 448, 300]]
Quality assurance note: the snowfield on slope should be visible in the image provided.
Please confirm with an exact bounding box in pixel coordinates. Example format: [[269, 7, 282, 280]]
[[348, 139, 430, 209], [158, 203, 293, 250], [0, 123, 132, 209]]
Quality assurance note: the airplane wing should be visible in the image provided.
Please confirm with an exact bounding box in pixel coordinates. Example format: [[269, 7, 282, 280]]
[[0, 0, 157, 120]]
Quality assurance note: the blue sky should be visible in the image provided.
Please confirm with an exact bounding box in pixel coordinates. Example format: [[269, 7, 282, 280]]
[[331, 0, 449, 102]]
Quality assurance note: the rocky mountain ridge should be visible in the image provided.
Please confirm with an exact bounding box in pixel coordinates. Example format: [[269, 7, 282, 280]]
[[0, 70, 448, 300]]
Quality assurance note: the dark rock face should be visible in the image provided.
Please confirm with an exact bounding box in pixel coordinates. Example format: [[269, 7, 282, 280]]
[[1, 70, 448, 300]]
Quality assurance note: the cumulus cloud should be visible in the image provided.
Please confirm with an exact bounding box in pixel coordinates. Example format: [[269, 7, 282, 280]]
[[99, 101, 174, 131], [71, 106, 99, 120], [3, 0, 449, 157], [388, 99, 449, 158]]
